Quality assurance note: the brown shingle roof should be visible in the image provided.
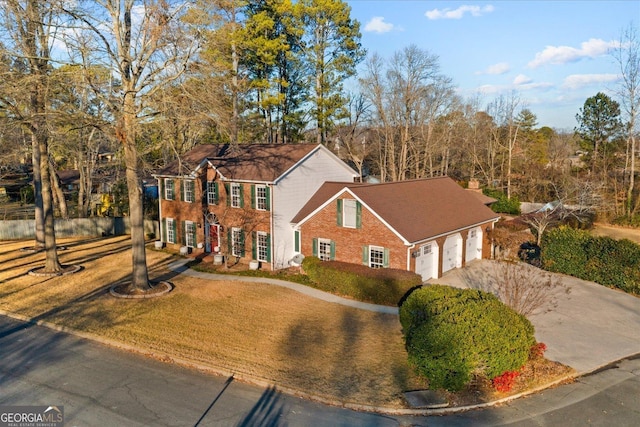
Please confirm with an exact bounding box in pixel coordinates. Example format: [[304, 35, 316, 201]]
[[156, 143, 320, 182], [293, 177, 500, 243]]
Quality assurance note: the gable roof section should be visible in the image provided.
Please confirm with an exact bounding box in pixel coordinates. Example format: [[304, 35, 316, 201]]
[[155, 143, 324, 182], [293, 177, 500, 243]]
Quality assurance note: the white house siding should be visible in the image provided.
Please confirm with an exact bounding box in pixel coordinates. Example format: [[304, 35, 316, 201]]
[[272, 148, 357, 269]]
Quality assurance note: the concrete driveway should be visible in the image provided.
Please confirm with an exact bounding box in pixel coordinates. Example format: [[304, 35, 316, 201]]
[[429, 259, 640, 374]]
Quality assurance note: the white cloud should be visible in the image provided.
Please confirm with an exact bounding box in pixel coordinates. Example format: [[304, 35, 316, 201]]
[[426, 5, 494, 20], [513, 74, 532, 85], [562, 73, 620, 89], [364, 16, 394, 34], [528, 38, 619, 68], [476, 62, 510, 75]]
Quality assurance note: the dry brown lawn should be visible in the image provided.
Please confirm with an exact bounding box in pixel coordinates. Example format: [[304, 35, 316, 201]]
[[0, 236, 422, 408], [0, 236, 573, 409]]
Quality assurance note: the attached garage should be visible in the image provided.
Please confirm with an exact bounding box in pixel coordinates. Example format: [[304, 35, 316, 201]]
[[465, 226, 483, 263], [442, 233, 463, 274], [415, 241, 439, 281]]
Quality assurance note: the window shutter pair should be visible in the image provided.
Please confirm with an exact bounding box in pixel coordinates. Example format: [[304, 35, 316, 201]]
[[250, 185, 270, 210], [336, 199, 361, 228]]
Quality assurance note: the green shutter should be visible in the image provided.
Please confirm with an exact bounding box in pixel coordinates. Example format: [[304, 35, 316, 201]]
[[180, 180, 184, 202], [181, 221, 186, 245], [266, 233, 271, 262], [225, 183, 231, 206], [158, 179, 164, 200], [265, 186, 270, 211], [383, 248, 390, 268], [312, 238, 318, 257], [172, 220, 177, 244], [252, 231, 257, 259], [356, 201, 362, 229], [330, 241, 336, 260], [362, 245, 369, 265], [336, 199, 343, 226], [227, 229, 232, 253], [239, 184, 244, 208], [294, 230, 300, 252], [251, 185, 256, 209], [162, 218, 167, 242], [213, 182, 219, 204]]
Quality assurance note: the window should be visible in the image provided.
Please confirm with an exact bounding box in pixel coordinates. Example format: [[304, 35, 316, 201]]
[[254, 185, 269, 211], [164, 179, 174, 200], [313, 238, 335, 261], [422, 244, 432, 255], [185, 221, 196, 248], [231, 227, 244, 257], [255, 231, 270, 262], [183, 180, 195, 203], [207, 181, 218, 205], [231, 183, 242, 208], [166, 218, 176, 244], [343, 199, 357, 228], [362, 245, 389, 268], [337, 199, 361, 228], [369, 246, 385, 268]]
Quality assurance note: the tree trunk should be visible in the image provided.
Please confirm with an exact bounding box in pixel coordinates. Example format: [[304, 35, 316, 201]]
[[32, 134, 44, 248], [50, 162, 68, 219], [121, 93, 149, 291], [38, 129, 61, 272]]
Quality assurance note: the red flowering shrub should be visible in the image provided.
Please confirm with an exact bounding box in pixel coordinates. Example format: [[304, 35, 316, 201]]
[[530, 342, 547, 359], [492, 370, 521, 392]]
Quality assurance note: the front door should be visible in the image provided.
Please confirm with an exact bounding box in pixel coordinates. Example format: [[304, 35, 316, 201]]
[[205, 223, 220, 253]]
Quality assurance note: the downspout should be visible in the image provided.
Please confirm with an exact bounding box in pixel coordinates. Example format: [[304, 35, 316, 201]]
[[406, 243, 416, 271], [269, 183, 274, 271]]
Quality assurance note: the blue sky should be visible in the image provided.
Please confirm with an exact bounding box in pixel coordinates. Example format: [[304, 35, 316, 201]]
[[346, 1, 639, 131]]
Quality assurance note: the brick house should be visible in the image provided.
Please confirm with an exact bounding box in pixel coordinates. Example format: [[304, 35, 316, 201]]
[[153, 143, 358, 269], [291, 177, 500, 280]]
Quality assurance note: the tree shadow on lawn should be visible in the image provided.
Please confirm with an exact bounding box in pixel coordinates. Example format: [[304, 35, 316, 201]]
[[279, 307, 411, 407]]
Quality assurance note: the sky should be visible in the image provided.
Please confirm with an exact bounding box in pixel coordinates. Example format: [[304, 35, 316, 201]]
[[346, 0, 639, 131]]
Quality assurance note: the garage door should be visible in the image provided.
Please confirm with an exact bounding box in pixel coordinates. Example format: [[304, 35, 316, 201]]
[[442, 233, 462, 274], [465, 226, 482, 263], [415, 241, 438, 281]]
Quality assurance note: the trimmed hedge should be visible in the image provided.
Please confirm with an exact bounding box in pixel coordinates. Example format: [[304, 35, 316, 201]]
[[399, 285, 535, 392], [542, 227, 640, 295], [301, 256, 423, 306]]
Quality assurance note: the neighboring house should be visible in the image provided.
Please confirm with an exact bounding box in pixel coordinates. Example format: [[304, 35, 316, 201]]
[[153, 143, 358, 270], [291, 177, 500, 280]]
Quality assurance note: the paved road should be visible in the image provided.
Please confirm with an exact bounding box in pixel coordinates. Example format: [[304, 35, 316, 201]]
[[2, 315, 640, 426]]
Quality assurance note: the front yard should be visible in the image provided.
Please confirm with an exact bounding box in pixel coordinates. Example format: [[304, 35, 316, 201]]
[[0, 236, 572, 409]]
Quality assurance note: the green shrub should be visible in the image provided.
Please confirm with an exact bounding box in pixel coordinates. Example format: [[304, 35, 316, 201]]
[[301, 256, 422, 305], [542, 227, 640, 295], [399, 285, 535, 392], [483, 188, 521, 215]]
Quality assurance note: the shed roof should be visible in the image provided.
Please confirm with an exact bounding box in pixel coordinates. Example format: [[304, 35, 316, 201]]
[[155, 143, 323, 182], [293, 177, 500, 243]]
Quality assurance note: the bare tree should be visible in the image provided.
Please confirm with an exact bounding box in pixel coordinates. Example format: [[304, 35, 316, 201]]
[[68, 0, 197, 291], [612, 23, 640, 217], [463, 260, 569, 317], [0, 0, 66, 271]]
